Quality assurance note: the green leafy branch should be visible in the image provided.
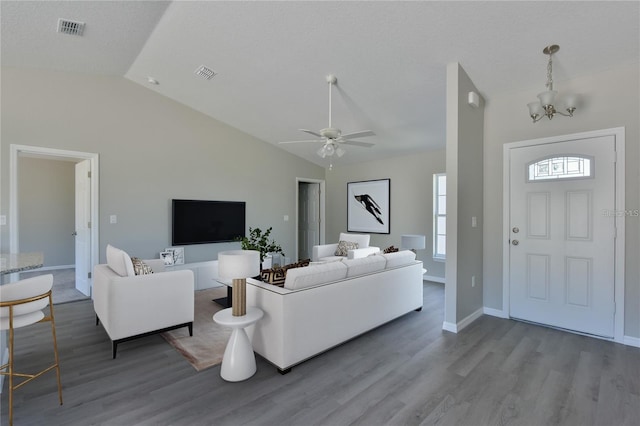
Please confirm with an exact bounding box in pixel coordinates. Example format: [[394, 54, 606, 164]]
[[237, 227, 284, 263]]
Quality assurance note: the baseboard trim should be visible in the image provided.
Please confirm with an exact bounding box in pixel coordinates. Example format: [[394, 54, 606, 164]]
[[423, 275, 445, 284], [441, 308, 484, 333], [483, 307, 509, 319], [33, 264, 74, 271], [623, 335, 640, 348], [442, 321, 457, 333]]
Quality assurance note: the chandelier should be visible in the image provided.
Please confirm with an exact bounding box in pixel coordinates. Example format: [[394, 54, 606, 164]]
[[527, 45, 577, 123]]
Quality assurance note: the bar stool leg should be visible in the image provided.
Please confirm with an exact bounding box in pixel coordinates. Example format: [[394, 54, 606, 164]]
[[49, 294, 63, 405]]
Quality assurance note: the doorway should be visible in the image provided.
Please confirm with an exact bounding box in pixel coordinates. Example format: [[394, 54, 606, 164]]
[[296, 178, 325, 261], [9, 145, 99, 297], [502, 128, 625, 342]]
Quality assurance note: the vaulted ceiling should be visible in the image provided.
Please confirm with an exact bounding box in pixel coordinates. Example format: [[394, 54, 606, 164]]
[[2, 1, 638, 167]]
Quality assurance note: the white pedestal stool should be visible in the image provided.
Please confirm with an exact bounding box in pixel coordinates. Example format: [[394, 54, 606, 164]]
[[213, 306, 263, 382]]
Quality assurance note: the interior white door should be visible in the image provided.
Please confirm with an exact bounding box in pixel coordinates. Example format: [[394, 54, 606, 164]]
[[509, 135, 616, 337], [75, 160, 91, 296], [298, 182, 320, 260]]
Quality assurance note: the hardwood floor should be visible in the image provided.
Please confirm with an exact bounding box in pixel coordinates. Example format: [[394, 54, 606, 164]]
[[2, 282, 638, 425]]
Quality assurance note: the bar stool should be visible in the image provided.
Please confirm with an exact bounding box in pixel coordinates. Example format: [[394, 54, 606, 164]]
[[0, 274, 63, 425]]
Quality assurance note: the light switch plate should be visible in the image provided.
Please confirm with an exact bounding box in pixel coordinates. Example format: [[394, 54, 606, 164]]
[[0, 215, 6, 226]]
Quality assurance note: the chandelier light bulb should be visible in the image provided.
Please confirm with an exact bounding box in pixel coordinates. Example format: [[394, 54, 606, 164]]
[[325, 144, 335, 156]]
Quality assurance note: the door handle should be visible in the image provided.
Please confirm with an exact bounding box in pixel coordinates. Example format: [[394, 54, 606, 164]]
[[512, 227, 519, 233], [72, 231, 77, 236], [512, 239, 519, 246]]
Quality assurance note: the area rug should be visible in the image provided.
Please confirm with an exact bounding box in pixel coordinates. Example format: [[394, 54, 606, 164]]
[[161, 287, 232, 371]]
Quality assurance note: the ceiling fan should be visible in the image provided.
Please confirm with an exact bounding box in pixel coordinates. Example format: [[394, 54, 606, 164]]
[[279, 74, 375, 160]]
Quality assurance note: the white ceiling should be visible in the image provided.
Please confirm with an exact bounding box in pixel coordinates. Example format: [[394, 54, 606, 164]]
[[2, 1, 638, 168]]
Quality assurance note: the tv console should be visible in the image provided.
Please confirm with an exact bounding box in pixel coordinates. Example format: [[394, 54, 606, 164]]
[[166, 260, 221, 291]]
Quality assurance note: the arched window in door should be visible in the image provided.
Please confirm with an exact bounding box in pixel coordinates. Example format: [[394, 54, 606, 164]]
[[526, 155, 594, 182]]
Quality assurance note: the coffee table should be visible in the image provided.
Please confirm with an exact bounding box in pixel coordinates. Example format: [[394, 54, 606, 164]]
[[212, 279, 232, 307]]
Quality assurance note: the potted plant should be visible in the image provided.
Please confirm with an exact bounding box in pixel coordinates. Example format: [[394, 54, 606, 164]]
[[237, 227, 284, 267]]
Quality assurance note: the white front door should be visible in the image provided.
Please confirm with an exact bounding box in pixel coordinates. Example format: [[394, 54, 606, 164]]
[[75, 160, 91, 296], [298, 182, 320, 260], [508, 135, 616, 337]]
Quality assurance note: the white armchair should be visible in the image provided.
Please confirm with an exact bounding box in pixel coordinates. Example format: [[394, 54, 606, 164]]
[[312, 232, 380, 262], [93, 245, 194, 358]]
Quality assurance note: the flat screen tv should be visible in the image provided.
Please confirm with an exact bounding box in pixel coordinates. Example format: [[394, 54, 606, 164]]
[[172, 199, 245, 245]]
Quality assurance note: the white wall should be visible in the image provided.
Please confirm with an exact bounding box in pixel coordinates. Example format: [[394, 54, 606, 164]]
[[18, 157, 75, 266], [444, 63, 484, 328], [483, 62, 640, 339], [325, 149, 446, 280], [0, 68, 325, 264]]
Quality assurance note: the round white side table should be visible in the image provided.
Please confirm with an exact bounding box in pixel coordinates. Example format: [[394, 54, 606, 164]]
[[213, 307, 263, 382]]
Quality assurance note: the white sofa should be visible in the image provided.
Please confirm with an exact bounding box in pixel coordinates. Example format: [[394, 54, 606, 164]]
[[245, 250, 423, 373], [312, 232, 381, 262], [93, 245, 195, 358]]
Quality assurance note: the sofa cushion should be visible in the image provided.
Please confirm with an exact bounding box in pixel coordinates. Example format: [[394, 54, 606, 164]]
[[335, 240, 358, 256], [284, 262, 348, 290], [131, 257, 153, 275], [342, 254, 386, 277], [106, 244, 135, 277], [382, 250, 417, 268], [317, 256, 346, 262]]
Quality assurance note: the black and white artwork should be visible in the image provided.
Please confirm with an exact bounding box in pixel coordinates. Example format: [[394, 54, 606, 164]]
[[165, 247, 185, 265], [347, 179, 390, 234]]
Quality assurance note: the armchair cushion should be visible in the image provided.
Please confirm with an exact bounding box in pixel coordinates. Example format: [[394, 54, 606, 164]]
[[338, 232, 370, 248], [106, 244, 135, 277], [312, 233, 374, 262]]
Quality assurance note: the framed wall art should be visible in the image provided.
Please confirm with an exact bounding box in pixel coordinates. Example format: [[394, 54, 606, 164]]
[[347, 178, 390, 234]]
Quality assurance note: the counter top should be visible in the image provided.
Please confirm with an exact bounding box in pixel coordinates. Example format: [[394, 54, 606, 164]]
[[0, 252, 44, 275]]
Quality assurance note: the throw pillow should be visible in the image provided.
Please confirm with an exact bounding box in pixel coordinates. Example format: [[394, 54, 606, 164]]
[[334, 240, 359, 257], [383, 245, 399, 254], [260, 259, 311, 287], [131, 257, 153, 275], [260, 267, 287, 287]]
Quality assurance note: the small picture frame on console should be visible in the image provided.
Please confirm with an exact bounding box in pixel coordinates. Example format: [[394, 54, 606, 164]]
[[160, 251, 175, 266], [165, 247, 185, 265]]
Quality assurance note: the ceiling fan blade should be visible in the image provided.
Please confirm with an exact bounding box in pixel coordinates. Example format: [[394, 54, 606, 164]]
[[299, 129, 323, 138], [342, 140, 375, 148], [278, 139, 325, 145], [340, 130, 375, 139]]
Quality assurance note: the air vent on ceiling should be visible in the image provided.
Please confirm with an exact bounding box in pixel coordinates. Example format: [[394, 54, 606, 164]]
[[194, 65, 217, 80], [57, 19, 85, 36]]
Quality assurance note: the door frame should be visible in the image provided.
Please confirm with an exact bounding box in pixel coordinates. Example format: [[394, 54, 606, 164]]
[[295, 177, 325, 262], [9, 144, 100, 294], [502, 127, 625, 343]]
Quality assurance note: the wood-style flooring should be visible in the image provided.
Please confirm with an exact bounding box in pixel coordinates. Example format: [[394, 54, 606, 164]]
[[1, 282, 638, 425]]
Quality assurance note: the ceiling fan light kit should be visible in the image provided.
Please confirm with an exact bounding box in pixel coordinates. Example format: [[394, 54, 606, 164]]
[[279, 74, 375, 166], [527, 44, 578, 123]]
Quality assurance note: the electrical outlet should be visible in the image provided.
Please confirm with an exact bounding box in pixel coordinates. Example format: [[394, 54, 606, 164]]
[[0, 215, 6, 226], [284, 215, 289, 222], [110, 215, 117, 224]]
